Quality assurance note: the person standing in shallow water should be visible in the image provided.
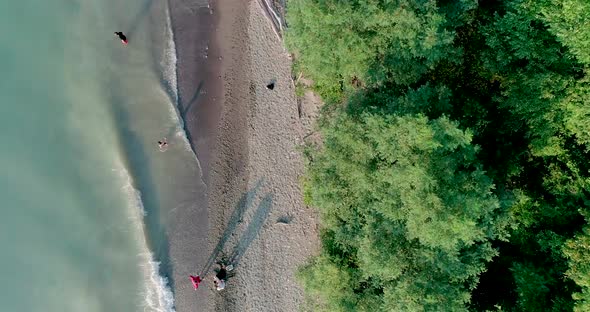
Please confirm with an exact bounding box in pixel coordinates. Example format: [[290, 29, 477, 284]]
[[114, 32, 128, 45], [158, 139, 168, 152]]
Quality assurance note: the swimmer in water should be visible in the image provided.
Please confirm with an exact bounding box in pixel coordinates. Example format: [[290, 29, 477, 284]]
[[114, 32, 128, 45], [158, 139, 168, 151]]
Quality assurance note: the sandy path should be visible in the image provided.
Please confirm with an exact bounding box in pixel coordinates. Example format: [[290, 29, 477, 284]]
[[205, 1, 320, 311]]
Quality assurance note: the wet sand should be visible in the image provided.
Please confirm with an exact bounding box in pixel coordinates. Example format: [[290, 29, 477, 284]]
[[168, 0, 222, 182], [166, 0, 220, 310]]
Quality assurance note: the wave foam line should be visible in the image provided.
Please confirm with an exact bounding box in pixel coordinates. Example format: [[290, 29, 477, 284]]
[[139, 255, 175, 312], [162, 4, 206, 188], [118, 167, 176, 312]]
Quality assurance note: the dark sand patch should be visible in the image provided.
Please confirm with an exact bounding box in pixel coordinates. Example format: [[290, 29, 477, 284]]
[[166, 0, 221, 310]]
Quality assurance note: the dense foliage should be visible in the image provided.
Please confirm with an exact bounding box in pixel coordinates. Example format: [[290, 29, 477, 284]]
[[287, 0, 590, 310]]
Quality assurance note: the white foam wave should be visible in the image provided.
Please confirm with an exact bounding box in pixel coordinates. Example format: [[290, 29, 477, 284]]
[[161, 5, 207, 188], [139, 255, 176, 312], [116, 167, 176, 312], [161, 11, 178, 106], [161, 7, 195, 155]]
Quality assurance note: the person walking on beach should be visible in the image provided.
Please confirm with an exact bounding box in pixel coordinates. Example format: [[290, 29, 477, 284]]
[[213, 274, 226, 291], [114, 32, 128, 45], [189, 275, 202, 290], [213, 264, 233, 291]]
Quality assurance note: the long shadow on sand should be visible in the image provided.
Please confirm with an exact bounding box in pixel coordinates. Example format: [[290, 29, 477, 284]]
[[227, 193, 273, 267], [109, 97, 176, 292], [200, 180, 274, 276], [157, 77, 205, 161], [181, 80, 204, 119]]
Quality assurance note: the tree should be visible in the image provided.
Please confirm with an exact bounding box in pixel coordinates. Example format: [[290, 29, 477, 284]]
[[288, 0, 590, 309], [301, 111, 508, 310], [482, 0, 590, 156], [564, 226, 590, 312], [286, 0, 470, 101], [536, 0, 590, 65]]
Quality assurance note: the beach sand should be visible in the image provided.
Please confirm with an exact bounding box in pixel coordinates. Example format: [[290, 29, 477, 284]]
[[165, 0, 218, 311], [168, 0, 320, 310]]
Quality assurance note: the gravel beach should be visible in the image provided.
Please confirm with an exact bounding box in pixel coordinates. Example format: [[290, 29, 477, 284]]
[[168, 0, 320, 311]]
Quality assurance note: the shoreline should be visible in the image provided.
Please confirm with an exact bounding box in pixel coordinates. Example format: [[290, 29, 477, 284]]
[[167, 0, 222, 183], [166, 0, 222, 310]]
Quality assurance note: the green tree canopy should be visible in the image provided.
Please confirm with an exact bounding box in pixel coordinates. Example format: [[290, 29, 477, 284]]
[[288, 0, 590, 309], [482, 0, 590, 156], [301, 111, 508, 311], [564, 225, 590, 312], [286, 0, 470, 100], [536, 0, 590, 65]]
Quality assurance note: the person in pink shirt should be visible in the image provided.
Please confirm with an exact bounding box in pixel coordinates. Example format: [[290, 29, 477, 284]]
[[189, 275, 202, 290]]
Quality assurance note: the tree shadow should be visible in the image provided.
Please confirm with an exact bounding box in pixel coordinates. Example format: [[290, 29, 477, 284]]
[[181, 80, 204, 119], [199, 180, 265, 276]]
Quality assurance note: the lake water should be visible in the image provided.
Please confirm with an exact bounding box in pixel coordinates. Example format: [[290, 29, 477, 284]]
[[0, 0, 203, 311]]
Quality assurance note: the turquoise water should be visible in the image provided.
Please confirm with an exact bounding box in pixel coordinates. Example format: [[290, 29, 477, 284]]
[[0, 0, 202, 311]]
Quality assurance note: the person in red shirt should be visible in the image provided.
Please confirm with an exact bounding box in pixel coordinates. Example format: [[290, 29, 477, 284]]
[[189, 275, 202, 290]]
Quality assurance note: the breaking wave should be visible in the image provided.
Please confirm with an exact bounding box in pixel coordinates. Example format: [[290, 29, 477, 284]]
[[117, 166, 176, 312]]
